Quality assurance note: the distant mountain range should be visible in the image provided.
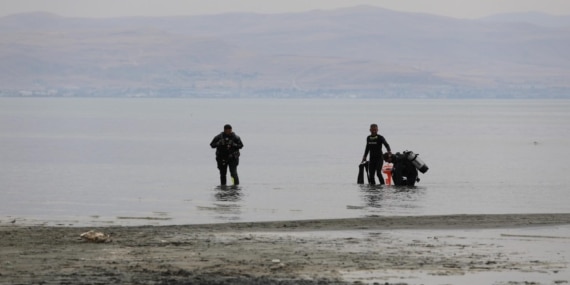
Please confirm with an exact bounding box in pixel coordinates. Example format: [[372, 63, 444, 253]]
[[480, 11, 570, 27], [1, 6, 569, 98]]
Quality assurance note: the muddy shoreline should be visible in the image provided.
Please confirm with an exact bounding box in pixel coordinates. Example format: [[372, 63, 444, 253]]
[[2, 213, 570, 284]]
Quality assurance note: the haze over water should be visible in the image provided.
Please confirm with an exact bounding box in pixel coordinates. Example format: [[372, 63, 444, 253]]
[[1, 98, 569, 226]]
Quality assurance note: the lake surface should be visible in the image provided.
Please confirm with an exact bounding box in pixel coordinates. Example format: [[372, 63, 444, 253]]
[[1, 98, 569, 226]]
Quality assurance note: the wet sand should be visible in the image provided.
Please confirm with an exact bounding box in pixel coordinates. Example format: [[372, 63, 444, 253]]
[[1, 213, 570, 284]]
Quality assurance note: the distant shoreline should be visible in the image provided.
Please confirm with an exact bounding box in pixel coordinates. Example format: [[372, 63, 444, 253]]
[[2, 95, 570, 99]]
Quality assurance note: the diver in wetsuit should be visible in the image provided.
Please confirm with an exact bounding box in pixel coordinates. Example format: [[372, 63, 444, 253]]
[[361, 123, 391, 185], [383, 152, 418, 186], [210, 124, 243, 186]]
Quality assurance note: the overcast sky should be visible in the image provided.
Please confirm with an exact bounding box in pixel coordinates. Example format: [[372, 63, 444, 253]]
[[2, 0, 570, 19]]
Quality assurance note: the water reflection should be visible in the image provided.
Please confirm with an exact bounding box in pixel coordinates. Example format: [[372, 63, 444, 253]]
[[214, 185, 243, 202], [359, 184, 385, 208], [359, 185, 423, 210], [194, 185, 243, 222]]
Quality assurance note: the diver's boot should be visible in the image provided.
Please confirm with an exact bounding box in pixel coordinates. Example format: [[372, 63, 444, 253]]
[[220, 176, 227, 186], [232, 175, 239, 185]]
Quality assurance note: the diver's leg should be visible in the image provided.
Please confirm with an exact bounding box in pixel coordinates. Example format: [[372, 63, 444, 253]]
[[377, 159, 385, 185], [229, 159, 239, 185], [407, 168, 418, 186], [368, 159, 378, 185], [392, 166, 404, 186], [217, 158, 228, 185]]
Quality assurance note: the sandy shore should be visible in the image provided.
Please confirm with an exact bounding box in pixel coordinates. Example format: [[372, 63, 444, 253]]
[[1, 213, 570, 284]]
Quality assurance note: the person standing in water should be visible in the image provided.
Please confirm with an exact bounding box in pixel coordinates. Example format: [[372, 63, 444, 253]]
[[361, 123, 391, 185], [210, 124, 243, 186]]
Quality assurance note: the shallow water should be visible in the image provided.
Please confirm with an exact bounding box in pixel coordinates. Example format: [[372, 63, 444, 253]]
[[1, 98, 569, 226]]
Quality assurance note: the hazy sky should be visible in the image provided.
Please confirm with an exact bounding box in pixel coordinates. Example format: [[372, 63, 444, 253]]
[[2, 0, 570, 19]]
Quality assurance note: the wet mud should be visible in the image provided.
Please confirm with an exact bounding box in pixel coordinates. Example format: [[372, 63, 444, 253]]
[[1, 213, 569, 284]]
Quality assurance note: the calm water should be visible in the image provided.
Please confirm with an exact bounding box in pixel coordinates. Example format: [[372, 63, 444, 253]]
[[1, 98, 569, 226]]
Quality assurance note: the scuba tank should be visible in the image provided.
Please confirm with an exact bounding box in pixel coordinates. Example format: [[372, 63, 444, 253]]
[[404, 151, 429, 174]]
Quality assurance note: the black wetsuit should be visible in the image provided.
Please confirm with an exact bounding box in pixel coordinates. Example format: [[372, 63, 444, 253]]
[[391, 152, 418, 186], [362, 134, 391, 185], [210, 132, 243, 185]]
